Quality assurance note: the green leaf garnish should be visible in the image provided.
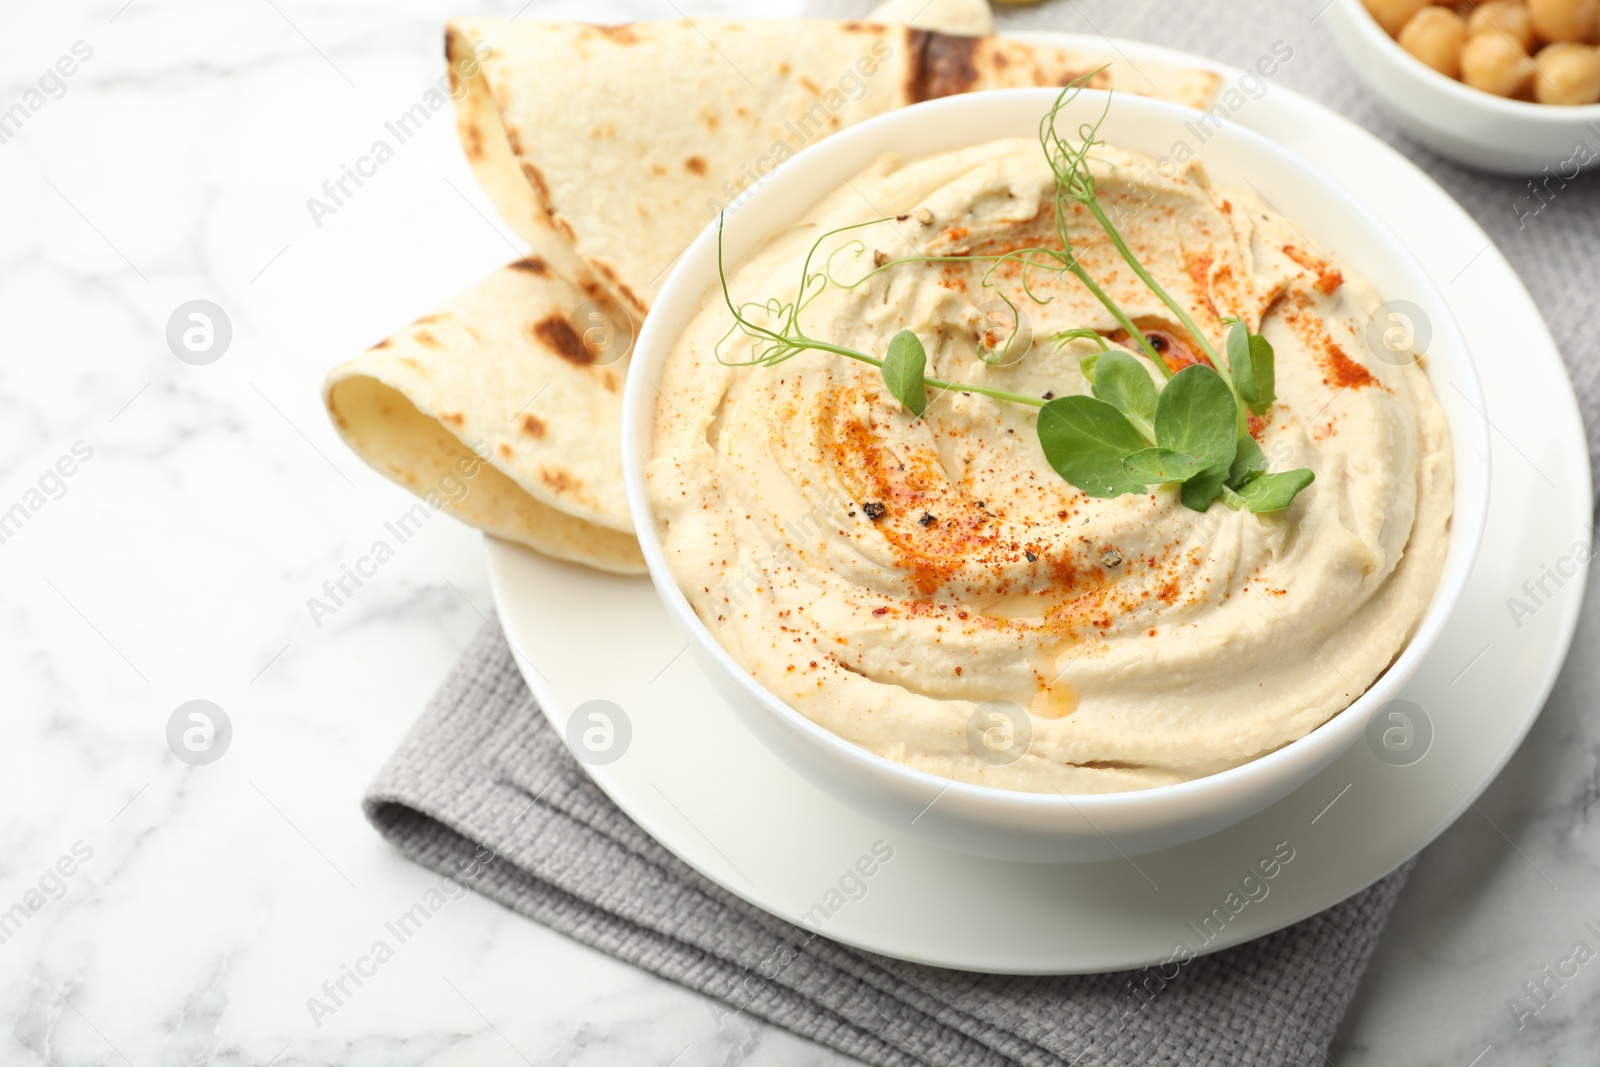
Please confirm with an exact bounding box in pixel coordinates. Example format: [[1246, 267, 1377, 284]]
[[882, 329, 928, 417], [1123, 447, 1212, 484], [1226, 320, 1276, 416], [1148, 365, 1238, 475], [1227, 433, 1270, 486], [1037, 396, 1150, 499], [1182, 462, 1232, 512], [1089, 350, 1157, 441], [1079, 351, 1100, 384], [1248, 335, 1277, 413], [1236, 468, 1315, 512]]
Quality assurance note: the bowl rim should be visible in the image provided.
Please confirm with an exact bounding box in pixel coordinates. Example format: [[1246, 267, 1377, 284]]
[[622, 86, 1492, 814], [1336, 0, 1600, 121]]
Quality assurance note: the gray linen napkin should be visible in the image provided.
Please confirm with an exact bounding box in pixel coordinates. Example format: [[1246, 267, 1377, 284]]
[[367, 622, 1411, 1067]]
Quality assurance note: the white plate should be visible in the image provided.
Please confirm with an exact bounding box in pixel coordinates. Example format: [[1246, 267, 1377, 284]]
[[488, 35, 1591, 974]]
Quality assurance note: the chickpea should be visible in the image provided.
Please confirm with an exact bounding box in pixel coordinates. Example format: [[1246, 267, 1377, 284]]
[[1365, 0, 1432, 37], [1400, 7, 1468, 76], [1461, 31, 1537, 93], [1533, 41, 1600, 101], [1467, 1, 1538, 52], [1528, 0, 1599, 43]]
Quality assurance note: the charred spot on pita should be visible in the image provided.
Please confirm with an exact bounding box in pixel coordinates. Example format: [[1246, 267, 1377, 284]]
[[510, 256, 550, 276], [519, 159, 551, 204], [686, 156, 709, 176], [540, 467, 580, 493], [908, 31, 979, 103], [533, 315, 593, 366], [594, 260, 647, 315]]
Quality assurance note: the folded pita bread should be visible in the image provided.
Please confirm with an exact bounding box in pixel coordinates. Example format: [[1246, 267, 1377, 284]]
[[447, 18, 1219, 319], [324, 259, 646, 574]]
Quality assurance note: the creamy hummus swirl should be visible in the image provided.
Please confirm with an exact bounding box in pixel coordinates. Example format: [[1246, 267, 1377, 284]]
[[648, 138, 1453, 794]]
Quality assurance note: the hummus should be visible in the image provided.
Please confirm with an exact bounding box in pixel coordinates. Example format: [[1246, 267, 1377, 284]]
[[647, 137, 1454, 794]]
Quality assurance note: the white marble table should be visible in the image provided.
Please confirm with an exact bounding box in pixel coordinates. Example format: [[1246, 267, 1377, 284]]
[[2, 1, 1597, 1063]]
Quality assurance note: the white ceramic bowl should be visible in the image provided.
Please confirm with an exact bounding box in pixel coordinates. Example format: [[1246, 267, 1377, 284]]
[[1326, 0, 1600, 175], [622, 89, 1491, 863]]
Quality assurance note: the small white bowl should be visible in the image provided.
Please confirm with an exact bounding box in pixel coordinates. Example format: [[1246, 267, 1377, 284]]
[[1326, 0, 1600, 175], [622, 89, 1491, 863]]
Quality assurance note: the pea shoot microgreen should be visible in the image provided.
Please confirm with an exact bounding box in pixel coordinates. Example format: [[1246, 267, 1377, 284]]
[[712, 81, 1314, 514]]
